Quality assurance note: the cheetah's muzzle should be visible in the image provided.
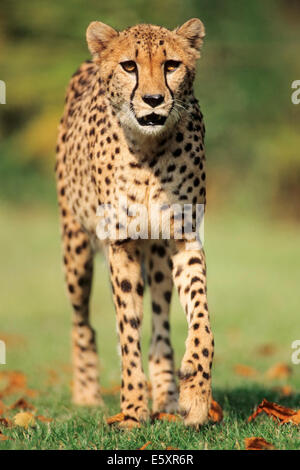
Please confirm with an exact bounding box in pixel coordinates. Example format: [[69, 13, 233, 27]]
[[137, 113, 167, 126]]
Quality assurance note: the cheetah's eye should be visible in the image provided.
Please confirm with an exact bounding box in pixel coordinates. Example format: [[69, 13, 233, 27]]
[[120, 61, 137, 73], [165, 60, 181, 73]]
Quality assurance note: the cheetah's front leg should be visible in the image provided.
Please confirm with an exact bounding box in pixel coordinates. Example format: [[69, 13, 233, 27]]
[[108, 242, 149, 428], [172, 245, 214, 428], [146, 241, 178, 414]]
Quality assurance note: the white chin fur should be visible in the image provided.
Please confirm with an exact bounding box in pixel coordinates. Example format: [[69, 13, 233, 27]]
[[118, 106, 181, 137]]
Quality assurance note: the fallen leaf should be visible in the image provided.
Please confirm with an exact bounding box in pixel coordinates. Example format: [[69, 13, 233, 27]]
[[282, 410, 300, 425], [37, 415, 53, 423], [14, 412, 36, 429], [0, 430, 10, 441], [0, 417, 13, 427], [248, 399, 296, 424], [256, 344, 277, 357], [139, 441, 151, 450], [266, 363, 292, 380], [106, 412, 125, 425], [234, 364, 258, 377], [209, 399, 223, 423], [152, 413, 180, 422], [10, 397, 35, 411], [6, 371, 27, 390], [0, 371, 27, 397], [245, 437, 275, 450], [106, 412, 141, 429], [166, 446, 179, 450]]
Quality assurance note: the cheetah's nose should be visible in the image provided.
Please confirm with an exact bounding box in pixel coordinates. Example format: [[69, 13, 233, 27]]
[[142, 94, 164, 108]]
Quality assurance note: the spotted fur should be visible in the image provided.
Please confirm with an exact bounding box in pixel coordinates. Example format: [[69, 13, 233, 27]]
[[56, 19, 214, 428]]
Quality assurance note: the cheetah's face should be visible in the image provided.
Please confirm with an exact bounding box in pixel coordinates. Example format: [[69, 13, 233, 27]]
[[87, 20, 205, 136]]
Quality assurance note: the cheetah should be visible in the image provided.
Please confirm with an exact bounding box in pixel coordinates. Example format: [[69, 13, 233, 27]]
[[55, 18, 214, 428]]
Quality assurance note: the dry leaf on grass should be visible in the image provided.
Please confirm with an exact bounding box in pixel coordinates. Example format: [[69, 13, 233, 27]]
[[10, 397, 35, 411], [106, 412, 125, 425], [245, 437, 275, 450], [0, 430, 10, 441], [0, 371, 35, 407], [0, 371, 27, 397], [106, 412, 141, 429], [234, 364, 258, 377], [139, 441, 151, 450], [152, 413, 180, 423], [248, 399, 300, 425], [266, 363, 292, 380], [209, 399, 223, 423], [14, 412, 36, 429], [0, 370, 38, 399], [166, 446, 179, 450], [0, 417, 13, 428], [283, 411, 300, 425], [9, 371, 27, 388]]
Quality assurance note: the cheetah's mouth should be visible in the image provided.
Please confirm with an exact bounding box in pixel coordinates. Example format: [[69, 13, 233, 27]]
[[137, 113, 167, 127]]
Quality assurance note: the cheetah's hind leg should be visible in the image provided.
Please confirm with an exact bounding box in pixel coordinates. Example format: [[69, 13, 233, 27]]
[[60, 208, 103, 406]]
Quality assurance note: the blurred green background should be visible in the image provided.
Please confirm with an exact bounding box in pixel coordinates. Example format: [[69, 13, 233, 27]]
[[1, 0, 300, 214], [0, 1, 300, 449]]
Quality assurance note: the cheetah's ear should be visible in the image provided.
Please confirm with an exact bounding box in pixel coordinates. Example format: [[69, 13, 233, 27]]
[[86, 21, 118, 57], [175, 18, 205, 52]]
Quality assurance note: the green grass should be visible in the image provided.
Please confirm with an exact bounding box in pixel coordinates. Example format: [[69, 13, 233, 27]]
[[0, 203, 300, 450]]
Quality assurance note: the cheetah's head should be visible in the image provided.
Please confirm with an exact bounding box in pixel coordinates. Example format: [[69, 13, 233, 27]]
[[87, 20, 205, 136]]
